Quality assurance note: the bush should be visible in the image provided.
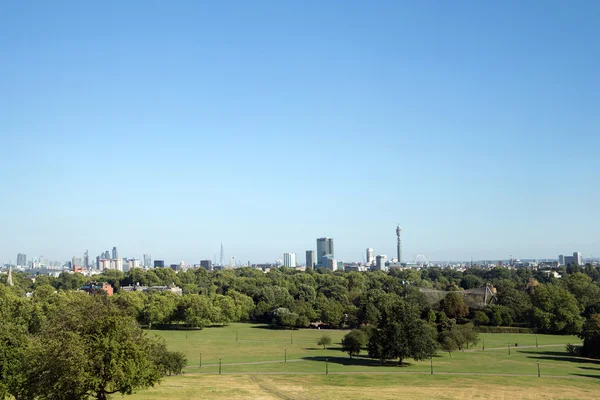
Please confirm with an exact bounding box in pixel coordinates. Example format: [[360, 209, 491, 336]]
[[158, 351, 188, 376], [566, 343, 581, 356]]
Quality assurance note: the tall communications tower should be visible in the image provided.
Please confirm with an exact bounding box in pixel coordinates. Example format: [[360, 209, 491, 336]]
[[396, 224, 402, 264]]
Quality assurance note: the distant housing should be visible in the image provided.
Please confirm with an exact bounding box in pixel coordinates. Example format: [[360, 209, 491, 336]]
[[80, 282, 114, 296], [120, 283, 183, 296]]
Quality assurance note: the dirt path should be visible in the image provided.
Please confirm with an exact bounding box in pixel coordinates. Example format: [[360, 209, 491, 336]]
[[251, 375, 317, 400]]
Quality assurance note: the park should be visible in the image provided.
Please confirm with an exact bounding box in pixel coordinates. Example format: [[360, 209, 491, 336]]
[[130, 323, 600, 399]]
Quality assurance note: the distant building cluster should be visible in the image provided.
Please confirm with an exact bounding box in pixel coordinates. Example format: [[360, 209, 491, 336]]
[[4, 225, 593, 279]]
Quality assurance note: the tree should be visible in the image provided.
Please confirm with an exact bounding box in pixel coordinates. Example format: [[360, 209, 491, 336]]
[[438, 331, 458, 357], [367, 299, 437, 365], [440, 292, 468, 318], [181, 294, 216, 328], [24, 295, 167, 400], [473, 311, 489, 326], [427, 309, 437, 324], [317, 334, 332, 349], [531, 284, 584, 334], [341, 330, 367, 358], [142, 292, 178, 328], [578, 314, 600, 358]]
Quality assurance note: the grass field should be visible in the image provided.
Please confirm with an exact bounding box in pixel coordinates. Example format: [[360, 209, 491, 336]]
[[127, 323, 600, 399]]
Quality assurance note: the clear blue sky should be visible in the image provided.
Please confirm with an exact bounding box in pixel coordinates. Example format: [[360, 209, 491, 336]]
[[1, 1, 598, 265]]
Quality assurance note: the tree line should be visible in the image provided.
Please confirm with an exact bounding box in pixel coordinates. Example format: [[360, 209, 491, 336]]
[[3, 263, 600, 358]]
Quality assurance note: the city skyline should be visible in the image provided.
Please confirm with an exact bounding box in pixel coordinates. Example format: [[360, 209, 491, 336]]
[[1, 2, 598, 263]]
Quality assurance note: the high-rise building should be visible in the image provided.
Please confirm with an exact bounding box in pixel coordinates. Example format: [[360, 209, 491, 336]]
[[112, 247, 119, 260], [573, 252, 582, 266], [200, 260, 213, 271], [143, 254, 152, 267], [558, 255, 565, 265], [283, 253, 297, 268], [366, 248, 374, 265], [16, 253, 27, 267], [305, 250, 315, 268], [110, 258, 123, 272], [316, 237, 334, 264], [396, 224, 402, 264], [98, 259, 110, 271], [84, 250, 89, 269], [128, 259, 140, 270], [154, 260, 165, 268], [103, 250, 110, 260], [375, 255, 388, 271], [326, 257, 338, 271]]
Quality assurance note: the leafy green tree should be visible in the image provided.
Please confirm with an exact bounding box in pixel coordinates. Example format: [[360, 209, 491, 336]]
[[317, 334, 332, 349], [142, 292, 178, 328], [111, 291, 146, 321], [226, 290, 255, 321], [427, 309, 437, 324], [181, 294, 216, 328], [473, 311, 490, 326], [439, 331, 459, 357], [212, 294, 240, 324], [439, 292, 468, 318], [578, 314, 600, 358], [531, 284, 584, 334], [23, 295, 167, 400], [341, 329, 367, 358], [367, 299, 437, 365], [271, 307, 300, 329]]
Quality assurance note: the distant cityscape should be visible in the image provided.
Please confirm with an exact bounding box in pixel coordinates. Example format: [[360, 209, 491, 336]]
[[4, 224, 598, 277]]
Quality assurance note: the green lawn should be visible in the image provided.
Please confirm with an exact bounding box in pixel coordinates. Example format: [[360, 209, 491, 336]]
[[133, 323, 600, 399]]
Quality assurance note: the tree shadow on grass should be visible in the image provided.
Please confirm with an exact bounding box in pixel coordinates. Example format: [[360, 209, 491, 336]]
[[301, 355, 414, 367], [305, 346, 343, 351], [579, 366, 600, 371], [519, 351, 600, 365], [572, 374, 600, 380]]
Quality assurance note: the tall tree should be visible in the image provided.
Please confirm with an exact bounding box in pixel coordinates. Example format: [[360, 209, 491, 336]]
[[367, 299, 437, 365]]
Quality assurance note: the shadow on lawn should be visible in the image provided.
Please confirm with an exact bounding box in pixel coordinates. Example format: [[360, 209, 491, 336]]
[[572, 374, 600, 380], [519, 350, 600, 365], [301, 355, 415, 367], [579, 366, 600, 371]]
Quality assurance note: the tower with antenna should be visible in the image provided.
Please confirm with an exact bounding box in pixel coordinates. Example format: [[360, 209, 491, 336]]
[[219, 243, 224, 266], [396, 223, 402, 264]]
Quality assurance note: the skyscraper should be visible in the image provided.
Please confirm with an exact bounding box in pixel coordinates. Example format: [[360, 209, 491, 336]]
[[16, 253, 27, 267], [316, 237, 334, 264], [366, 248, 374, 265], [573, 252, 582, 266], [283, 253, 297, 268], [305, 250, 315, 268], [112, 247, 119, 260], [143, 254, 152, 267], [376, 255, 388, 271], [84, 250, 89, 268]]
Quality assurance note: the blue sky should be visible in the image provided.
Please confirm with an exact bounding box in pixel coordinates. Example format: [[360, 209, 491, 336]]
[[1, 1, 598, 265]]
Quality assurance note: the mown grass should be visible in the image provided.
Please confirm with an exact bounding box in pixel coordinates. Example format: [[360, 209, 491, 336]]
[[132, 323, 600, 399], [130, 374, 600, 400]]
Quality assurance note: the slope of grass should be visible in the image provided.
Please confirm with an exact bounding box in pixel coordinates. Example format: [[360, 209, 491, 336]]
[[132, 323, 598, 399]]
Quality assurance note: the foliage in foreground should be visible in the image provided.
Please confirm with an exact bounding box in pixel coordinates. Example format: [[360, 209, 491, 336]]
[[0, 287, 187, 400]]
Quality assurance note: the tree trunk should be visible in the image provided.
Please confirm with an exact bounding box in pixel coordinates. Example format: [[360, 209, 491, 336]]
[[448, 351, 452, 358], [398, 358, 403, 366]]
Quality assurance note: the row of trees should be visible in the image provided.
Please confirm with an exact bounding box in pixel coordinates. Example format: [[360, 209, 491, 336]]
[[0, 286, 187, 400], [4, 264, 600, 355]]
